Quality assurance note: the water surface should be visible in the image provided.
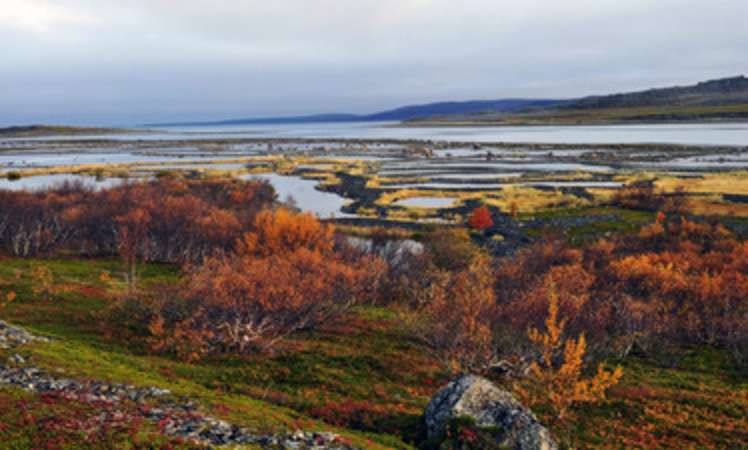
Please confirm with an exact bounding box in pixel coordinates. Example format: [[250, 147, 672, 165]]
[[4, 122, 748, 146], [240, 173, 353, 218]]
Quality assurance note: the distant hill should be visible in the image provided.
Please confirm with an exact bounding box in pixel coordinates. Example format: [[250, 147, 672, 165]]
[[152, 114, 360, 127], [362, 99, 559, 121], [406, 75, 748, 126], [558, 75, 748, 110], [0, 125, 136, 138], [146, 99, 559, 127]]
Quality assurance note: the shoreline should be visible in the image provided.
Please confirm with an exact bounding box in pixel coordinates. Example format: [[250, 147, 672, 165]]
[[397, 117, 748, 128]]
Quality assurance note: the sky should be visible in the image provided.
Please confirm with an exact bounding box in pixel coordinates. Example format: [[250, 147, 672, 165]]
[[0, 0, 747, 126]]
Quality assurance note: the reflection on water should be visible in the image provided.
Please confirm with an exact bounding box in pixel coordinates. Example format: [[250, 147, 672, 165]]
[[645, 154, 748, 169], [387, 183, 505, 190], [431, 173, 524, 180], [0, 174, 125, 191], [522, 181, 624, 188], [382, 161, 610, 172], [433, 148, 485, 158], [0, 152, 218, 169], [240, 173, 353, 218], [318, 155, 394, 161]]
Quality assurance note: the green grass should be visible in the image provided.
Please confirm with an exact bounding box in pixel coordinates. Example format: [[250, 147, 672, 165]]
[[556, 347, 748, 448], [521, 206, 655, 243]]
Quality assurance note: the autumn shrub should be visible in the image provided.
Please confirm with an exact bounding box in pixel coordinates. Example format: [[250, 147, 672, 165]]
[[116, 208, 152, 292], [374, 244, 431, 307], [495, 218, 748, 364], [0, 178, 274, 263], [467, 205, 494, 231], [516, 290, 623, 422], [398, 230, 497, 373], [238, 208, 335, 257], [604, 220, 748, 351], [111, 209, 385, 360], [612, 181, 687, 216], [493, 238, 595, 355], [408, 253, 497, 373], [0, 187, 80, 257], [612, 181, 664, 211], [423, 227, 481, 272]]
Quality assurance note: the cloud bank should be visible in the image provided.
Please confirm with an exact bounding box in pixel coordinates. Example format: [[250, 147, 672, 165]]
[[0, 0, 746, 125]]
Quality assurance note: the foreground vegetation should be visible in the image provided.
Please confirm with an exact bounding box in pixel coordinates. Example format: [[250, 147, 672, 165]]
[[1, 258, 746, 448], [1, 178, 747, 448]]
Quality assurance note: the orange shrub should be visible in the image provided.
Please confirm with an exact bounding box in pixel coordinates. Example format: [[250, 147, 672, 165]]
[[239, 208, 335, 257], [495, 219, 748, 361], [518, 289, 623, 421], [406, 253, 497, 373], [114, 209, 385, 360], [0, 178, 275, 263]]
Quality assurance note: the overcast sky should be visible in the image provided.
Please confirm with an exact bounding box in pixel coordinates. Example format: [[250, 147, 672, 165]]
[[1, 0, 746, 126]]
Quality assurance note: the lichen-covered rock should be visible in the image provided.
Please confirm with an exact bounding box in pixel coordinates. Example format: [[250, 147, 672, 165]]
[[424, 374, 557, 450]]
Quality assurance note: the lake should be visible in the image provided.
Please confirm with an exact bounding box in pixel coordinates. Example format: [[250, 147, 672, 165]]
[[240, 173, 354, 218], [4, 122, 748, 147]]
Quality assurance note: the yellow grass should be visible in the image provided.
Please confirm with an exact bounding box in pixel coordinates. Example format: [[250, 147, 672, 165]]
[[375, 189, 483, 206], [484, 186, 590, 214], [655, 171, 748, 195]]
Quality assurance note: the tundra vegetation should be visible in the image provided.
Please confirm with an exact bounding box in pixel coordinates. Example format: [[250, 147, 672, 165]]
[[0, 176, 746, 448]]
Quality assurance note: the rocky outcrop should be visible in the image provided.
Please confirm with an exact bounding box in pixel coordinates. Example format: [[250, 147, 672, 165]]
[[0, 319, 49, 349], [0, 321, 356, 449], [424, 375, 557, 450], [0, 364, 355, 449]]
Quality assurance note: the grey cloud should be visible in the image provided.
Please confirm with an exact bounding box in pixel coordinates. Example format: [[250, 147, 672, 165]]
[[0, 0, 746, 125]]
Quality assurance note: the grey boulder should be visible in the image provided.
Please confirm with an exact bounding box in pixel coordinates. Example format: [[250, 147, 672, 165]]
[[424, 374, 557, 450]]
